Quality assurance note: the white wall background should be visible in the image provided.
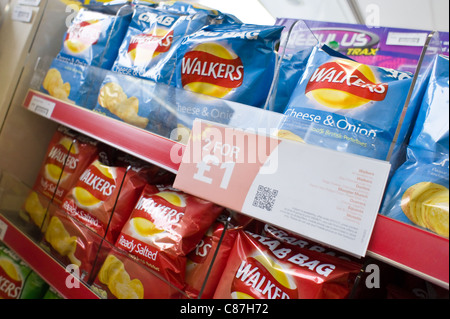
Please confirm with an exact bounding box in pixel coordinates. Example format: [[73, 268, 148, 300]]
[[198, 0, 449, 32]]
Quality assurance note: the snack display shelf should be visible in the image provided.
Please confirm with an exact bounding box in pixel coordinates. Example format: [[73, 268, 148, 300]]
[[0, 212, 100, 299], [22, 89, 449, 290], [23, 89, 184, 175]]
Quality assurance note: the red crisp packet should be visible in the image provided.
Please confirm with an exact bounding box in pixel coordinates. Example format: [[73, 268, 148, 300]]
[[92, 248, 184, 300], [43, 206, 103, 281], [116, 184, 224, 289], [184, 213, 252, 299], [31, 127, 98, 204], [61, 156, 149, 243], [23, 127, 98, 229], [213, 230, 362, 299], [262, 224, 359, 262]]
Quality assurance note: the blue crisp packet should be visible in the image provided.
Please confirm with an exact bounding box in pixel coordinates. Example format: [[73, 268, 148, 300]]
[[92, 73, 171, 133], [41, 58, 88, 106], [171, 23, 284, 109], [57, 8, 132, 69], [270, 47, 314, 113], [381, 55, 449, 238], [111, 6, 209, 83], [279, 46, 416, 161]]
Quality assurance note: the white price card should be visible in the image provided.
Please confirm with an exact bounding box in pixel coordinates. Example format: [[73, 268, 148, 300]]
[[386, 32, 428, 47], [12, 5, 33, 23], [0, 219, 7, 241], [174, 120, 391, 257], [18, 0, 41, 6], [28, 95, 56, 118]]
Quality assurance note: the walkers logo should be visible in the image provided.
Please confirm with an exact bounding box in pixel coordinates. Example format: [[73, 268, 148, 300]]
[[74, 160, 117, 208], [127, 29, 174, 64], [231, 254, 298, 299], [181, 43, 244, 98], [64, 19, 102, 54], [0, 259, 22, 299], [131, 190, 186, 238], [305, 59, 389, 109]]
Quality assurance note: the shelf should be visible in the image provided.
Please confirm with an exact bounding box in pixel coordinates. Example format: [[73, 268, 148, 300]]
[[22, 89, 449, 290], [23, 89, 184, 174], [0, 212, 99, 299], [368, 214, 449, 289]]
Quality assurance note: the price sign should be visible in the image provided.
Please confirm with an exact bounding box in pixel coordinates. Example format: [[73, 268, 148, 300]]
[[12, 5, 33, 23], [28, 95, 56, 118], [174, 119, 391, 257], [174, 120, 280, 210]]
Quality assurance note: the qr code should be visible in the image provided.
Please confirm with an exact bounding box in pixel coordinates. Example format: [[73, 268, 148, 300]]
[[252, 185, 278, 212]]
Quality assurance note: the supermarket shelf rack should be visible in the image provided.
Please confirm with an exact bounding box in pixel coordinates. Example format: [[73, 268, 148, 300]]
[[0, 211, 99, 299], [20, 89, 449, 290]]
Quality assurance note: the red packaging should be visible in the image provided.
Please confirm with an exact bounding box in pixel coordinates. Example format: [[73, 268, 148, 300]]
[[23, 127, 98, 229], [42, 205, 104, 281], [31, 127, 98, 204], [92, 248, 183, 299], [213, 230, 362, 299], [60, 156, 150, 243], [184, 213, 253, 299], [262, 224, 359, 262], [116, 184, 224, 289]]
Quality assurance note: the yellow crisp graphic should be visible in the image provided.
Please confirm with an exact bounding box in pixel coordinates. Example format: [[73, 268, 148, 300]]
[[274, 129, 305, 143], [401, 182, 449, 237], [132, 217, 164, 237], [254, 254, 297, 290], [0, 258, 22, 282], [155, 191, 186, 207], [44, 163, 68, 184], [43, 68, 73, 102], [98, 82, 149, 129], [98, 254, 144, 299], [45, 216, 81, 266], [59, 136, 78, 154], [73, 186, 102, 208], [23, 191, 48, 230]]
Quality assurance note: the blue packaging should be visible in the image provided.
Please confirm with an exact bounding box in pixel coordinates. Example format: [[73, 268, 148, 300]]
[[57, 8, 132, 69], [279, 46, 416, 161], [41, 58, 89, 106], [92, 73, 157, 130], [111, 6, 209, 83], [381, 55, 449, 238], [171, 23, 284, 108]]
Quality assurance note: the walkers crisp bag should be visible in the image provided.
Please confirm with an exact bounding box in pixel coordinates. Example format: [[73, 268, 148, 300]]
[[92, 247, 183, 299], [184, 213, 253, 299], [279, 46, 415, 161], [57, 8, 132, 69], [213, 230, 362, 299], [115, 184, 223, 289], [0, 243, 48, 299], [171, 23, 284, 108], [111, 5, 210, 83], [23, 127, 98, 229], [41, 58, 89, 105], [381, 55, 449, 238], [60, 155, 152, 243]]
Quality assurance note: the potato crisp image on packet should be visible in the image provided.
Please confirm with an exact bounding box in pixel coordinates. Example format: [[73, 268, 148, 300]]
[[213, 230, 361, 299], [279, 46, 415, 161], [381, 55, 449, 238], [115, 184, 223, 288]]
